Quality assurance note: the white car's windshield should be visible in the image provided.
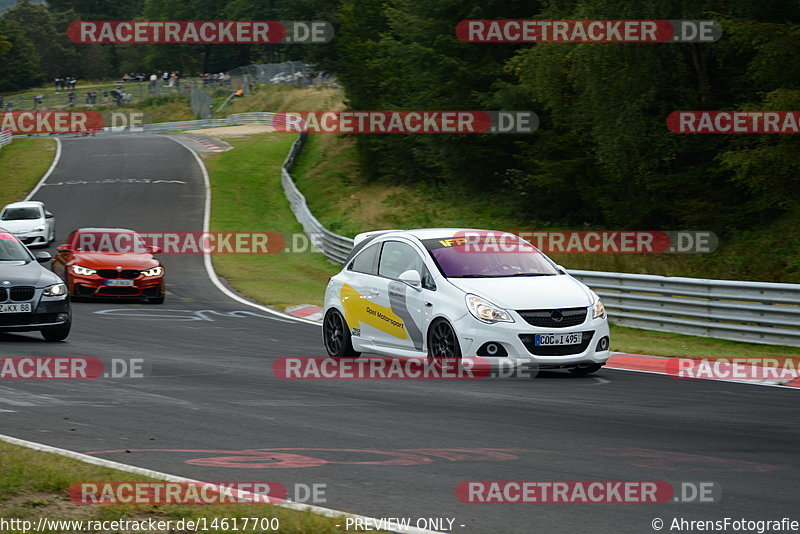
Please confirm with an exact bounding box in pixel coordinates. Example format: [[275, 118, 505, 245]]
[[0, 232, 34, 261], [423, 235, 559, 278], [1, 207, 41, 220]]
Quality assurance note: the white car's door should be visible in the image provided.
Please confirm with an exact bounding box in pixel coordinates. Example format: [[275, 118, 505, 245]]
[[338, 241, 383, 346], [370, 240, 433, 353]]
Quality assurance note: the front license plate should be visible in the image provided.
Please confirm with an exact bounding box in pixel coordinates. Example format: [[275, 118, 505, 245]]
[[535, 332, 583, 346], [0, 303, 32, 313], [106, 279, 134, 286]]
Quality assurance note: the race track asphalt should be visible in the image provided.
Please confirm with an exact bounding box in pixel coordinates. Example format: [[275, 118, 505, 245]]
[[0, 134, 797, 533]]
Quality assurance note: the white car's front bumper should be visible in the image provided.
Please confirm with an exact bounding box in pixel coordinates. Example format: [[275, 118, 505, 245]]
[[452, 311, 611, 368], [14, 230, 48, 246]]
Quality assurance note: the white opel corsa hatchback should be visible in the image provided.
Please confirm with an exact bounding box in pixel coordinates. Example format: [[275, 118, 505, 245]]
[[323, 229, 611, 376]]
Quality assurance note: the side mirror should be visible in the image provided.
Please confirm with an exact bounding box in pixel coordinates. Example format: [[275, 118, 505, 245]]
[[45, 211, 54, 219], [35, 251, 52, 263], [56, 244, 70, 252], [148, 245, 162, 254], [399, 270, 422, 289]]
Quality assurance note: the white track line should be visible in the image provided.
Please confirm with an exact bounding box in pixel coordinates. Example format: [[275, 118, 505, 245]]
[[167, 136, 321, 326], [0, 434, 443, 534], [25, 137, 62, 200]]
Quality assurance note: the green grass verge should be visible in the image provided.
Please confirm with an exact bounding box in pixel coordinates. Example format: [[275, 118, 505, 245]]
[[0, 138, 56, 205], [204, 132, 339, 310], [0, 441, 367, 533]]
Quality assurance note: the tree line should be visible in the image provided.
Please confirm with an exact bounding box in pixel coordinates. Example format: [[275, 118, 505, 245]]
[[1, 0, 798, 234]]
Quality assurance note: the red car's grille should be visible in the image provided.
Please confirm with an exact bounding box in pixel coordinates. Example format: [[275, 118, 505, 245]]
[[96, 269, 140, 279]]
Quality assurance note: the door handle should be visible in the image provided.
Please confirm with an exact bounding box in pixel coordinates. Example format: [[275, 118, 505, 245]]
[[425, 302, 433, 307]]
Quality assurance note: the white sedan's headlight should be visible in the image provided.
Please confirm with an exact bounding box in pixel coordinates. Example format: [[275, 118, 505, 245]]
[[72, 265, 96, 276], [141, 266, 163, 277], [43, 283, 67, 297], [592, 298, 606, 319], [33, 224, 46, 232], [466, 294, 514, 324]]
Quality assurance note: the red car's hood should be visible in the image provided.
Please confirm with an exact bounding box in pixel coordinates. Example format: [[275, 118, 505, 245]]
[[69, 252, 160, 270]]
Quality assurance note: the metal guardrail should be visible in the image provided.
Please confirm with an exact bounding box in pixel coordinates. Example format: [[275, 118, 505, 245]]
[[13, 113, 798, 346], [281, 133, 355, 265], [0, 129, 11, 149], [569, 271, 800, 347]]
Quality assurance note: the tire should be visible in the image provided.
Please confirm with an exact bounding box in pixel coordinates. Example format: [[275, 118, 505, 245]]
[[427, 318, 462, 367], [41, 320, 71, 342], [323, 309, 360, 358], [568, 363, 603, 376]]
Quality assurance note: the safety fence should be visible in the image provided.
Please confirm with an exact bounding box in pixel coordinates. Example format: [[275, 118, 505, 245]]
[[14, 113, 798, 346], [0, 129, 11, 149]]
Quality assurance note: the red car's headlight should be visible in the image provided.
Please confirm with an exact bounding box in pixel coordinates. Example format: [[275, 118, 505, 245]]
[[141, 266, 163, 277], [71, 265, 96, 276]]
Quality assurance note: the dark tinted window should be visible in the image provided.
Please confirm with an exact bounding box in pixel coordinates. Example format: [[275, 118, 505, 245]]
[[423, 235, 559, 278], [349, 242, 380, 274], [0, 233, 34, 261], [1, 207, 41, 220], [378, 241, 435, 291]]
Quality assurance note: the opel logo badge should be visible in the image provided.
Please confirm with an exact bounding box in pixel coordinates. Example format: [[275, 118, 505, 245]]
[[1, 281, 10, 286], [550, 310, 563, 322]]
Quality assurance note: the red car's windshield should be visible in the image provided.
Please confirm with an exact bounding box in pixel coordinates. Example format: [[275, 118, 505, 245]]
[[72, 231, 149, 253], [423, 234, 559, 278]]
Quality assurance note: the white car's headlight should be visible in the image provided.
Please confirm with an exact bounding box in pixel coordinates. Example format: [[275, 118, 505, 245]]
[[592, 298, 606, 319], [72, 265, 96, 276], [33, 224, 46, 232], [466, 294, 514, 324], [141, 266, 163, 277], [43, 283, 67, 297]]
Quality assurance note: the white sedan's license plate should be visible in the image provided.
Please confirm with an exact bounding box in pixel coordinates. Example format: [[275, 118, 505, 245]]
[[106, 279, 134, 286], [535, 332, 583, 346], [0, 303, 32, 313]]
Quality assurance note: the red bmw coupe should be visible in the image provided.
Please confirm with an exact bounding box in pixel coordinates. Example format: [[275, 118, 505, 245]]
[[52, 228, 165, 303]]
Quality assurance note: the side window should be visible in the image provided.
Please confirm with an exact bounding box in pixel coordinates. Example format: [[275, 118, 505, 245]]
[[348, 242, 380, 274], [378, 241, 435, 291]]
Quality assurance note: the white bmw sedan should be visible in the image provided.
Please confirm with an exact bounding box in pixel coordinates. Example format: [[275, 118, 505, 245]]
[[323, 229, 611, 376]]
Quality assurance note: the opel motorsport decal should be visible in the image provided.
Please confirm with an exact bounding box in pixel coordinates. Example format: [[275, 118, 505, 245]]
[[339, 283, 424, 349], [340, 284, 406, 339]]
